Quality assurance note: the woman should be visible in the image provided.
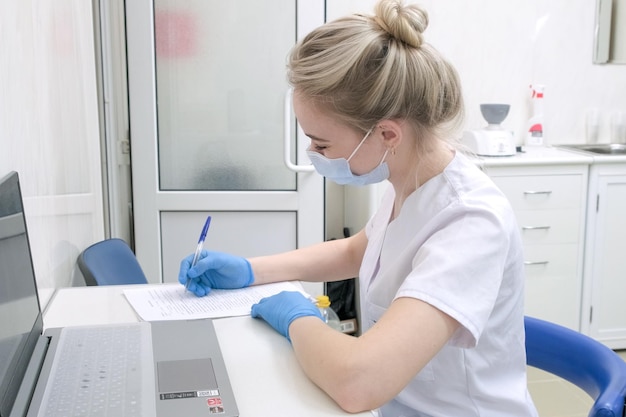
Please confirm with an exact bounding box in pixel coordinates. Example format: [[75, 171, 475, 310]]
[[179, 1, 538, 415]]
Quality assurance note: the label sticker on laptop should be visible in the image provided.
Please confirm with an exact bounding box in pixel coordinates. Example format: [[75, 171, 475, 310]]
[[207, 397, 224, 413], [160, 390, 219, 400], [198, 389, 219, 397], [160, 391, 196, 400]]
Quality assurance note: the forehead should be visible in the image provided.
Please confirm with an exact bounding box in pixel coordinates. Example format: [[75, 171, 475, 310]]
[[292, 92, 355, 139]]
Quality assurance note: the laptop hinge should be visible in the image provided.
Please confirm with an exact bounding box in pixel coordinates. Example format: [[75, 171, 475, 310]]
[[9, 337, 50, 417]]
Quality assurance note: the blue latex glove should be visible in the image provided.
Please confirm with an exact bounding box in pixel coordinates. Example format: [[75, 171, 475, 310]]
[[251, 291, 323, 342], [178, 250, 254, 297]]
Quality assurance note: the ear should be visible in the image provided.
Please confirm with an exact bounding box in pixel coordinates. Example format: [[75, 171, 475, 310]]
[[376, 119, 403, 150]]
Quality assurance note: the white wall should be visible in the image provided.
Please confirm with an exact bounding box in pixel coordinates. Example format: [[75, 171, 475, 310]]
[[328, 0, 626, 146], [0, 0, 104, 307]]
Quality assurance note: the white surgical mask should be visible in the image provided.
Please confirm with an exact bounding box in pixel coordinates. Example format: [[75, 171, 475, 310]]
[[306, 127, 389, 186]]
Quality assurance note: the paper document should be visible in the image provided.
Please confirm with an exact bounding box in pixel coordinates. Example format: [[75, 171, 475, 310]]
[[123, 282, 309, 322]]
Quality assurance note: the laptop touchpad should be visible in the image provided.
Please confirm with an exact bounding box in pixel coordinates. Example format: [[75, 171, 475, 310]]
[[157, 358, 218, 392]]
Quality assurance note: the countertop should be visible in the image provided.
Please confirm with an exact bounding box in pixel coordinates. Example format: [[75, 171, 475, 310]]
[[472, 145, 626, 167], [472, 146, 593, 168], [554, 145, 626, 164]]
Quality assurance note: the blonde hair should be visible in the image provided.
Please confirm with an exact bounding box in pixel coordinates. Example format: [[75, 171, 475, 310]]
[[287, 0, 464, 145]]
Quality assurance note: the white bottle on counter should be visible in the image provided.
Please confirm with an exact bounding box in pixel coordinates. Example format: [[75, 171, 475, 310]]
[[526, 84, 545, 147]]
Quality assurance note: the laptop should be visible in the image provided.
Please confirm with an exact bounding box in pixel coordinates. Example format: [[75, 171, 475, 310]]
[[0, 171, 239, 417]]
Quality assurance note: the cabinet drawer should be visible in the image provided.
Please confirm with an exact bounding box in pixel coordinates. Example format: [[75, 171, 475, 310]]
[[515, 209, 582, 244], [523, 243, 579, 278], [523, 243, 581, 330], [491, 174, 583, 210]]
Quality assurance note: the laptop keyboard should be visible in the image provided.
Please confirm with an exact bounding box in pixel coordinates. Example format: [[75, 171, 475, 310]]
[[38, 323, 154, 417]]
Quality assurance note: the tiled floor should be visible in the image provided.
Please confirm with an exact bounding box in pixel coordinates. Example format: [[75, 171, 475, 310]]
[[527, 350, 626, 416]]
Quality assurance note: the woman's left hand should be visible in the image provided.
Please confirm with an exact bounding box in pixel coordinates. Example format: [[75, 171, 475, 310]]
[[251, 291, 323, 342]]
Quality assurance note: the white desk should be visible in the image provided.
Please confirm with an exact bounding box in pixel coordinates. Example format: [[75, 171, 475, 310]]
[[43, 284, 371, 417]]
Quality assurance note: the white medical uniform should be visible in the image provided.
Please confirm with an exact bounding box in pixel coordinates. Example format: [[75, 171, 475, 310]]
[[360, 152, 538, 417]]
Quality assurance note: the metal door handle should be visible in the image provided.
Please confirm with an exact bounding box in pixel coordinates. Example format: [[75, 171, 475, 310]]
[[283, 88, 315, 173], [522, 226, 551, 230], [523, 190, 552, 195], [524, 261, 550, 266]]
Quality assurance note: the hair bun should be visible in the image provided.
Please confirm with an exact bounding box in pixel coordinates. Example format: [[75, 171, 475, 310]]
[[373, 0, 428, 48]]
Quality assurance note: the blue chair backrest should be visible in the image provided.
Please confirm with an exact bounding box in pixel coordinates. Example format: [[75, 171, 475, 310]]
[[525, 316, 626, 417], [77, 238, 148, 286]]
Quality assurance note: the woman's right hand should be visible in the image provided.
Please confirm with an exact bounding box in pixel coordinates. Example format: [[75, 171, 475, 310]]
[[178, 250, 254, 297]]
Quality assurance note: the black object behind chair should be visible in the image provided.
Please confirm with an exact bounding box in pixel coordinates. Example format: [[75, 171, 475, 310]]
[[77, 238, 148, 286], [525, 316, 626, 417]]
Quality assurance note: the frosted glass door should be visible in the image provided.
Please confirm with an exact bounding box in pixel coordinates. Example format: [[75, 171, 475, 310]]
[[154, 0, 296, 191], [126, 0, 325, 288]]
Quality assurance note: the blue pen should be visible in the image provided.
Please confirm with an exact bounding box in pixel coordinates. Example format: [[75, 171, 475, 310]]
[[185, 215, 212, 291]]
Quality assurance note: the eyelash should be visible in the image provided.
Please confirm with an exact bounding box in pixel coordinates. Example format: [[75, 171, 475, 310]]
[[312, 144, 327, 152]]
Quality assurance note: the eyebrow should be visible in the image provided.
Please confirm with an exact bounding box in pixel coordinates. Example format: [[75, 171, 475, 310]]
[[306, 134, 330, 142]]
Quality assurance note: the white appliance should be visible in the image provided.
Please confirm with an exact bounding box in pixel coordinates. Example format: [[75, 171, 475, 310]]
[[462, 129, 516, 156], [461, 104, 516, 157]]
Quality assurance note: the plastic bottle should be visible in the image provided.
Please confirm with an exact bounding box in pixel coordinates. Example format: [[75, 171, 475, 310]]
[[315, 295, 342, 331], [526, 84, 545, 147]]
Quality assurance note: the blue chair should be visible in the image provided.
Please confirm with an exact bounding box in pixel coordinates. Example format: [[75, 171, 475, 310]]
[[77, 238, 148, 286], [525, 316, 626, 417]]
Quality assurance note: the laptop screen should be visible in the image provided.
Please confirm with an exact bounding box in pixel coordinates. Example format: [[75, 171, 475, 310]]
[[0, 172, 43, 417]]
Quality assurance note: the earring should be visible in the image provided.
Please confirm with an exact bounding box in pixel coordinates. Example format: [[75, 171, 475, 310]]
[[390, 147, 396, 156]]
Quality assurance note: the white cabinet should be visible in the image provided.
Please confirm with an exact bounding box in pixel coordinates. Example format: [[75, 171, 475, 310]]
[[483, 162, 588, 331], [581, 162, 626, 348]]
